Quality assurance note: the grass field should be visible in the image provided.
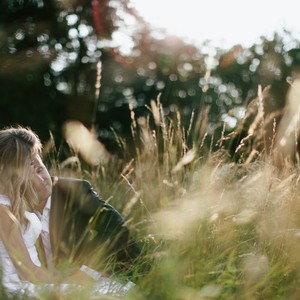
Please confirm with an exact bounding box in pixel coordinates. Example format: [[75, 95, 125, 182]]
[[33, 92, 300, 300]]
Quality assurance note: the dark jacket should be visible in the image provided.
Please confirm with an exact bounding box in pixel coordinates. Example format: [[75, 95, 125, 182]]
[[49, 177, 141, 275]]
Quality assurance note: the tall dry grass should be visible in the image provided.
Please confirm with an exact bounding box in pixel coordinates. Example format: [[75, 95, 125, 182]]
[[32, 77, 300, 299], [39, 100, 298, 299]]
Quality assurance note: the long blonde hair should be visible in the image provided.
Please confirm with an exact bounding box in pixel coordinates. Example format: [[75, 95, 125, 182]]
[[0, 126, 42, 226]]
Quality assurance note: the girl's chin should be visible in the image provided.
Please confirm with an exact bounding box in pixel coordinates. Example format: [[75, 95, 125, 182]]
[[36, 190, 51, 201]]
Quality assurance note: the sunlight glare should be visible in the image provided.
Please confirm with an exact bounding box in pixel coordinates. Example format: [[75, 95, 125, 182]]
[[131, 0, 300, 49]]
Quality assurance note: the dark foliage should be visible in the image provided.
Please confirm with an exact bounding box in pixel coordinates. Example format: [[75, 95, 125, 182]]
[[1, 0, 300, 160]]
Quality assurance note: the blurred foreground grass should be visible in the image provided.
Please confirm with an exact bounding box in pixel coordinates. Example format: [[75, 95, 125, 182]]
[[35, 97, 300, 300]]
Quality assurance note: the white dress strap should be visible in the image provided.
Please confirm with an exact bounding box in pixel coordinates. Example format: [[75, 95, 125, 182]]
[[0, 195, 11, 207]]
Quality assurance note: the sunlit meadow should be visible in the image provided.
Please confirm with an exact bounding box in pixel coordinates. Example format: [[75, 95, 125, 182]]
[[28, 76, 300, 300]]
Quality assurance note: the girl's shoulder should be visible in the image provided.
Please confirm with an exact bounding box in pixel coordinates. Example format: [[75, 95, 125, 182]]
[[0, 197, 19, 232], [0, 195, 16, 222]]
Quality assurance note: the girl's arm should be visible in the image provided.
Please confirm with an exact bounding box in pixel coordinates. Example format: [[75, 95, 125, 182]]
[[0, 205, 54, 283]]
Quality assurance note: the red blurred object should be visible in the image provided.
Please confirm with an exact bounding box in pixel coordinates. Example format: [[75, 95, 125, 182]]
[[220, 45, 243, 69], [92, 0, 109, 38]]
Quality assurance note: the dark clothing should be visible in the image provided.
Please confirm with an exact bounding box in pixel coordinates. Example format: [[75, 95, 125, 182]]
[[49, 177, 141, 275]]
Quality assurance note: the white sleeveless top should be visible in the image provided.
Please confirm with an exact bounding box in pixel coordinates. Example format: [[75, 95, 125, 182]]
[[0, 194, 42, 293]]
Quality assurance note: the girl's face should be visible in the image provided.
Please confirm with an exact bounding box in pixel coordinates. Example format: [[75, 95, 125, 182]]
[[31, 153, 52, 204]]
